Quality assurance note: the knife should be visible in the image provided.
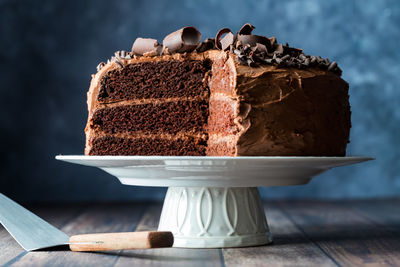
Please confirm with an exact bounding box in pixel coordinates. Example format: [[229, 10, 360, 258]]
[[0, 193, 173, 251]]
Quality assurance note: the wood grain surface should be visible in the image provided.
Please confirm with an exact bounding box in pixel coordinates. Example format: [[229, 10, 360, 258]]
[[1, 200, 399, 267]]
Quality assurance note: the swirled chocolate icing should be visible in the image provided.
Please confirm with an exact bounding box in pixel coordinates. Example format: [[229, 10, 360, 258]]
[[209, 53, 349, 156]]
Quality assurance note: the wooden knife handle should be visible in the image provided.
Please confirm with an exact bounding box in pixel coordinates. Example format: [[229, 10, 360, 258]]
[[69, 231, 173, 251]]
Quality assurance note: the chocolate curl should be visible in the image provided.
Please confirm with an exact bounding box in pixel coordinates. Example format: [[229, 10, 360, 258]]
[[163, 27, 201, 53], [274, 44, 284, 54], [115, 50, 131, 60], [132, 38, 162, 56], [239, 23, 255, 35], [111, 56, 123, 68], [196, 38, 215, 52], [255, 43, 267, 53], [282, 45, 303, 57], [96, 62, 105, 72], [215, 28, 232, 50], [269, 36, 277, 46], [327, 61, 337, 72], [220, 32, 235, 51], [237, 34, 272, 52]]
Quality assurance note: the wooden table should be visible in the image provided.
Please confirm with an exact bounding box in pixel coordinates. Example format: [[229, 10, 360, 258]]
[[1, 200, 400, 266]]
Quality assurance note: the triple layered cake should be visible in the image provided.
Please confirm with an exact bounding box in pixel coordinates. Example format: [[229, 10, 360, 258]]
[[85, 24, 351, 156]]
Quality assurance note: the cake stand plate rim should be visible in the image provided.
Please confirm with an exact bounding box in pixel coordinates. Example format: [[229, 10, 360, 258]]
[[56, 155, 374, 161], [55, 155, 373, 187]]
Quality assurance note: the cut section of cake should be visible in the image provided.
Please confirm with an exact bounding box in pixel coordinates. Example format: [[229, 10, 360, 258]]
[[85, 24, 350, 156], [86, 54, 213, 156]]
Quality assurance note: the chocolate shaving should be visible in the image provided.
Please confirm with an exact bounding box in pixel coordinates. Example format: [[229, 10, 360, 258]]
[[111, 56, 123, 68], [220, 32, 235, 51], [255, 43, 267, 53], [196, 38, 215, 52], [280, 54, 290, 61], [120, 50, 131, 59], [239, 23, 255, 35], [237, 34, 271, 52], [132, 38, 162, 56], [114, 50, 131, 60], [283, 45, 303, 57], [96, 62, 106, 72], [328, 61, 337, 72], [310, 56, 317, 65], [235, 40, 242, 49], [104, 23, 342, 76], [163, 26, 201, 53], [215, 28, 232, 50], [274, 44, 284, 54]]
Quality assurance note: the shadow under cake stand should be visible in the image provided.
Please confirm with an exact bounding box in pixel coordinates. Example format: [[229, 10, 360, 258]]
[[56, 156, 372, 248]]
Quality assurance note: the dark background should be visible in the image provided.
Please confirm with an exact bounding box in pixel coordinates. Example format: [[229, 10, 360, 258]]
[[0, 0, 398, 203]]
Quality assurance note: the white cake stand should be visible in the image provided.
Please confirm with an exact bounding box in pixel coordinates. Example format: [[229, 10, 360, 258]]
[[56, 156, 372, 248]]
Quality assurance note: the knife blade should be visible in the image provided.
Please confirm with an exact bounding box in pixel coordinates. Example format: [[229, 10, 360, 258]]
[[0, 193, 69, 251], [0, 193, 173, 251]]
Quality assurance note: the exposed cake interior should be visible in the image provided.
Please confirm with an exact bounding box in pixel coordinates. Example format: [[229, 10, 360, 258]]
[[87, 59, 212, 155], [206, 57, 238, 156]]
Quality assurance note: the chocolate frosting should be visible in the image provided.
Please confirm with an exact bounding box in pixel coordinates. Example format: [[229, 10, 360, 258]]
[[211, 53, 350, 156]]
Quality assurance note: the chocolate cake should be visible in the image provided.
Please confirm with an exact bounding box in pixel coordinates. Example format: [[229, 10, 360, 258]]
[[85, 24, 351, 156]]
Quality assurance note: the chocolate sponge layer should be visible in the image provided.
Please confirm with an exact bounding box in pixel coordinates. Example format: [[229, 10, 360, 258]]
[[88, 136, 207, 156], [98, 60, 211, 102], [91, 100, 209, 135]]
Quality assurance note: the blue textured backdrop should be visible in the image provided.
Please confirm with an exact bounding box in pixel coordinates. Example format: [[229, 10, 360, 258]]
[[0, 0, 399, 202]]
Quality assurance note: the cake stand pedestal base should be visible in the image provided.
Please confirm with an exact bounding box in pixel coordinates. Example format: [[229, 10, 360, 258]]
[[158, 187, 272, 248], [57, 156, 372, 248]]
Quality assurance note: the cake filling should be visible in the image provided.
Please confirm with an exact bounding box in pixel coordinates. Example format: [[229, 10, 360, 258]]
[[206, 57, 239, 155]]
